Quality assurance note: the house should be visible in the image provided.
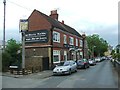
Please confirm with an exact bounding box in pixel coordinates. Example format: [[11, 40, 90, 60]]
[[24, 9, 88, 71]]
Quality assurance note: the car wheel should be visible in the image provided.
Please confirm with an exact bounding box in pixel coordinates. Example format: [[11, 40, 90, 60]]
[[68, 69, 71, 75], [84, 65, 87, 69], [75, 68, 77, 72]]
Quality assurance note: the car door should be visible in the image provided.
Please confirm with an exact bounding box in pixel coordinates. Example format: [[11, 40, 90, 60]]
[[71, 61, 76, 71]]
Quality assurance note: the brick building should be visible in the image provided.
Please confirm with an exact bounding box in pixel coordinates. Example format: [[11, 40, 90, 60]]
[[24, 9, 88, 71]]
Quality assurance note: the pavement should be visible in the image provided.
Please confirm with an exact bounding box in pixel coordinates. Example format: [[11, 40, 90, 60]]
[[2, 70, 53, 79]]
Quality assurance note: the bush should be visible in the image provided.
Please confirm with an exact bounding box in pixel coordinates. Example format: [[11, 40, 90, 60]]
[[2, 51, 11, 72]]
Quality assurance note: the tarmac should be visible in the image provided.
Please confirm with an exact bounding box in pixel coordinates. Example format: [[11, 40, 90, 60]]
[[2, 70, 53, 79]]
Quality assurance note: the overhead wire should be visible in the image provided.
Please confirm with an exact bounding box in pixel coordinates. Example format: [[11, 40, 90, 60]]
[[6, 0, 33, 11]]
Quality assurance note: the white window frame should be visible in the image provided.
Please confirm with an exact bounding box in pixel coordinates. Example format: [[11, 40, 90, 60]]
[[76, 38, 78, 46], [69, 36, 74, 45], [53, 50, 60, 63], [64, 34, 67, 44], [80, 40, 83, 47], [53, 31, 60, 43]]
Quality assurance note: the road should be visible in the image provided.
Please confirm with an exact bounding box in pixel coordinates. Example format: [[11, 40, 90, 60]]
[[2, 60, 119, 88]]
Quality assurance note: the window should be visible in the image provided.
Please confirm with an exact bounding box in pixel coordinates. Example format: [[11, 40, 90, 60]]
[[53, 50, 60, 63], [76, 38, 78, 46], [69, 36, 74, 45], [53, 31, 60, 43], [64, 35, 67, 44], [80, 40, 83, 47]]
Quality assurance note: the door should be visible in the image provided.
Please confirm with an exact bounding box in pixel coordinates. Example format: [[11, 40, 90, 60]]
[[42, 57, 49, 70]]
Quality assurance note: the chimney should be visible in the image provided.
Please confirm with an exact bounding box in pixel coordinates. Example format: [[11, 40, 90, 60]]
[[61, 20, 64, 24], [50, 10, 58, 20]]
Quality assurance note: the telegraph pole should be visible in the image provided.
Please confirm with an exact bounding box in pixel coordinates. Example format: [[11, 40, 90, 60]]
[[3, 0, 6, 52]]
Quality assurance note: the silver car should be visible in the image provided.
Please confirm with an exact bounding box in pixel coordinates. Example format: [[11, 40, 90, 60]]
[[53, 60, 77, 75]]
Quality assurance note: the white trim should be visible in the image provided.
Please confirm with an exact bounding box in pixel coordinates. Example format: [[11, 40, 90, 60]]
[[53, 31, 60, 43], [76, 38, 78, 46], [69, 36, 74, 45], [53, 50, 60, 63], [64, 51, 67, 61], [64, 34, 67, 44]]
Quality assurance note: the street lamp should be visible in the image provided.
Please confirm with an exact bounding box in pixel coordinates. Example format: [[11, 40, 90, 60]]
[[82, 33, 86, 59], [92, 46, 96, 58], [3, 0, 6, 52], [17, 50, 21, 73]]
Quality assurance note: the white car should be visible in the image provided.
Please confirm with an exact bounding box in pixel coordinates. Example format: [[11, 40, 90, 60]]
[[53, 60, 77, 75], [88, 59, 96, 65], [95, 57, 101, 62]]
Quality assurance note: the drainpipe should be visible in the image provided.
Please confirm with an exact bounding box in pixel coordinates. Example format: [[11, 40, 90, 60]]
[[50, 26, 54, 70], [82, 33, 86, 59], [82, 38, 85, 59]]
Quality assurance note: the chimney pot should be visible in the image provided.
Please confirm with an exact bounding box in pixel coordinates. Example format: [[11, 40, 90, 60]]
[[50, 10, 58, 20], [61, 20, 64, 24], [51, 10, 57, 14]]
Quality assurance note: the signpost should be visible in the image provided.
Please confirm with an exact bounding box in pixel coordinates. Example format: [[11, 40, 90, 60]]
[[19, 19, 28, 74]]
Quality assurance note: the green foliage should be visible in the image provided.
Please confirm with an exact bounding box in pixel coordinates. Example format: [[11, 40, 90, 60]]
[[86, 34, 108, 57], [112, 53, 120, 60], [2, 51, 11, 71], [2, 39, 22, 71], [111, 50, 115, 55]]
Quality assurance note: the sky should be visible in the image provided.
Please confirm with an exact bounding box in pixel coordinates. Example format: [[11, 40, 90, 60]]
[[0, 0, 119, 47]]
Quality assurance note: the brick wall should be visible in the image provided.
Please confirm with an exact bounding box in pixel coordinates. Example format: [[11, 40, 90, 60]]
[[25, 47, 50, 71], [28, 10, 51, 31]]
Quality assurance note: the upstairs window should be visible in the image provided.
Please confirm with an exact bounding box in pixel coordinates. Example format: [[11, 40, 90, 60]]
[[69, 36, 74, 45], [80, 40, 83, 47], [53, 31, 60, 43], [76, 38, 78, 46], [64, 35, 67, 44]]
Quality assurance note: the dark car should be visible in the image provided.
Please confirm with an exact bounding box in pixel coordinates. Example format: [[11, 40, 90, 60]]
[[76, 59, 90, 69]]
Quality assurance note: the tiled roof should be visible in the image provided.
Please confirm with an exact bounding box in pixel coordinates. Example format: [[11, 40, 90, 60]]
[[34, 9, 82, 37]]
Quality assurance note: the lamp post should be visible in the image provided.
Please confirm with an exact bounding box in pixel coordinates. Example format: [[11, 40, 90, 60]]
[[92, 46, 96, 59], [17, 50, 21, 74], [3, 0, 6, 52], [82, 33, 86, 59]]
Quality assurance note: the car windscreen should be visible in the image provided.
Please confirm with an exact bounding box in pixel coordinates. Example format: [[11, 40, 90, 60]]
[[57, 62, 64, 66], [63, 62, 70, 66], [77, 60, 83, 64]]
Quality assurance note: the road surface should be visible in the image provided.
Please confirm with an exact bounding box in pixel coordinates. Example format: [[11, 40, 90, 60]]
[[2, 60, 119, 88]]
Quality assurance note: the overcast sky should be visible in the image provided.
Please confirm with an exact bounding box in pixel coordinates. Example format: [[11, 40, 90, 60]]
[[0, 0, 119, 47]]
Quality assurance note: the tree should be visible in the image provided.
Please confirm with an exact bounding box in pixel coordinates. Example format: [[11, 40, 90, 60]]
[[6, 39, 21, 65], [2, 39, 22, 71], [2, 51, 11, 71], [86, 34, 108, 57]]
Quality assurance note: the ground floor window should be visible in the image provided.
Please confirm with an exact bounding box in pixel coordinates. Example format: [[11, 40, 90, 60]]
[[53, 50, 60, 63]]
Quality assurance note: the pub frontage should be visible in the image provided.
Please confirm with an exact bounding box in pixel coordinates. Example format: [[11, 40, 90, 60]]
[[24, 9, 88, 72]]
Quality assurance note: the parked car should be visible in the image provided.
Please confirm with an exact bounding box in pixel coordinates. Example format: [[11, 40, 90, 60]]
[[95, 57, 101, 62], [53, 60, 77, 75], [76, 59, 90, 69], [101, 56, 106, 61], [88, 59, 96, 65]]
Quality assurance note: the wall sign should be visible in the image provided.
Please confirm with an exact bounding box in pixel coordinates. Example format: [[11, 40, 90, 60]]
[[64, 44, 79, 49], [25, 30, 49, 43]]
